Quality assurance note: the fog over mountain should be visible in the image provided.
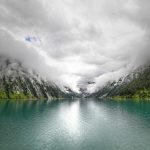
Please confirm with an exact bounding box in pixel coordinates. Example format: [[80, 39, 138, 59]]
[[0, 0, 150, 93]]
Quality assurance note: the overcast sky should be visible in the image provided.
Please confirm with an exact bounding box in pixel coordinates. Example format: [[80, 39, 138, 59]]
[[0, 0, 150, 92]]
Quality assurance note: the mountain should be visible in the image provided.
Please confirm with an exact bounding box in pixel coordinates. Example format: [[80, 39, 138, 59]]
[[0, 55, 74, 100], [64, 86, 81, 98], [90, 64, 150, 99]]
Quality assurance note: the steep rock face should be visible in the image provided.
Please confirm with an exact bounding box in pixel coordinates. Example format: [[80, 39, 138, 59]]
[[0, 56, 67, 99], [63, 86, 81, 98], [90, 64, 150, 99]]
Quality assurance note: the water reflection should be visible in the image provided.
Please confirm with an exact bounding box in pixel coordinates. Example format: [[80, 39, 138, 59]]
[[0, 99, 150, 150], [59, 100, 81, 138]]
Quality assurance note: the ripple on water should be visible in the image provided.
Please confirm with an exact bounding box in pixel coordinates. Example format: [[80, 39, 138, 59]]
[[0, 99, 150, 150]]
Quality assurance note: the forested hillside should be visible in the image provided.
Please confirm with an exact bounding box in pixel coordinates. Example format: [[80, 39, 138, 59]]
[[0, 56, 76, 99], [90, 64, 150, 100]]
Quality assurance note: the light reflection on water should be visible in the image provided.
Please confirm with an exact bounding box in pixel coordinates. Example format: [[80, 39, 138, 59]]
[[0, 99, 150, 150], [59, 100, 81, 138]]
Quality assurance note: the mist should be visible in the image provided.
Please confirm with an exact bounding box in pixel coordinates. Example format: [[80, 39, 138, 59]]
[[0, 0, 150, 93]]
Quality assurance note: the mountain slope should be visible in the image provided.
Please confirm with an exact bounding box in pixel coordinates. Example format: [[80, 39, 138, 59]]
[[0, 56, 70, 99], [90, 64, 150, 99]]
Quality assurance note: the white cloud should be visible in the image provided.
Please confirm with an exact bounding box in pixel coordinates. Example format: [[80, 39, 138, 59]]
[[0, 0, 149, 92]]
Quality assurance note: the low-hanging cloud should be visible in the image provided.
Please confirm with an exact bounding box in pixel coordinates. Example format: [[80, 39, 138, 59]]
[[0, 0, 150, 93]]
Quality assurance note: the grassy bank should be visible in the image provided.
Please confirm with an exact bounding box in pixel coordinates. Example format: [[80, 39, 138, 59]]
[[111, 89, 150, 101], [0, 91, 58, 100], [0, 91, 37, 100]]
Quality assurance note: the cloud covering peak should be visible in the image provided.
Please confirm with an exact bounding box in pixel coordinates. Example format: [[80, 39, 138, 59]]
[[0, 0, 150, 92]]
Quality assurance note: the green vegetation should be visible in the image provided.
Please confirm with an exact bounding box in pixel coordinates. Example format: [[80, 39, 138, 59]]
[[132, 89, 150, 100], [0, 91, 36, 100], [90, 65, 150, 101], [0, 91, 7, 99], [0, 75, 68, 100], [0, 75, 77, 100], [111, 89, 150, 100], [0, 57, 78, 100]]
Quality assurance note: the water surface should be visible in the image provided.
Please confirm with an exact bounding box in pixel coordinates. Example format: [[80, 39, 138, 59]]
[[0, 99, 150, 150]]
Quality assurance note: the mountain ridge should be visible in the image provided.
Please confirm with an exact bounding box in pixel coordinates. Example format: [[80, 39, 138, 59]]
[[89, 64, 150, 100], [0, 55, 78, 100]]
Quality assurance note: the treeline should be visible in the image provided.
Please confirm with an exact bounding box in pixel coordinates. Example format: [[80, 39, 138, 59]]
[[90, 65, 150, 100], [0, 57, 74, 100], [0, 75, 67, 99]]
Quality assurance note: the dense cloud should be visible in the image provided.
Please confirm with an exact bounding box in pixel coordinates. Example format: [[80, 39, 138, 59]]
[[0, 0, 150, 92]]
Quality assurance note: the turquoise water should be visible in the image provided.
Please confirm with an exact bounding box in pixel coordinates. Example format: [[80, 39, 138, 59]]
[[0, 99, 150, 150]]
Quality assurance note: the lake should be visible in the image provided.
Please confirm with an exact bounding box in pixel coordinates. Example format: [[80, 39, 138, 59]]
[[0, 99, 150, 150]]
